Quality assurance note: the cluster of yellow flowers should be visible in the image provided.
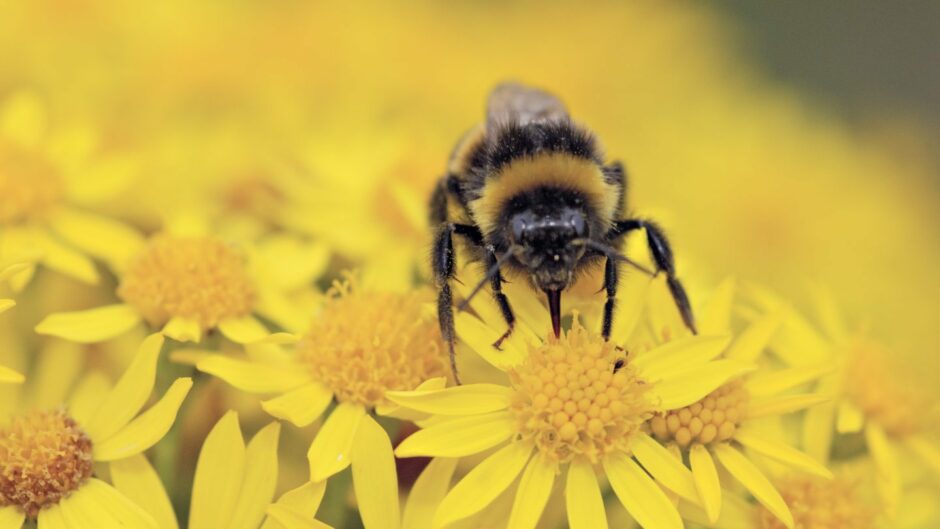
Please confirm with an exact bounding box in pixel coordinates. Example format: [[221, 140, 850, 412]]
[[2, 1, 939, 529]]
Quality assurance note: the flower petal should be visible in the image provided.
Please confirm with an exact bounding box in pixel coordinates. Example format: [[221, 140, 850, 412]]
[[746, 394, 830, 419], [162, 316, 203, 343], [507, 455, 555, 529], [395, 412, 514, 458], [85, 333, 164, 442], [648, 359, 755, 411], [35, 230, 100, 284], [308, 402, 366, 482], [0, 505, 25, 529], [47, 208, 145, 271], [712, 443, 793, 529], [94, 378, 193, 461], [906, 435, 940, 477], [402, 458, 458, 529], [744, 363, 835, 397], [230, 422, 281, 529], [454, 311, 526, 370], [265, 506, 334, 529], [0, 365, 23, 384], [734, 430, 832, 478], [190, 412, 246, 529], [197, 355, 310, 394], [36, 501, 69, 529], [110, 454, 180, 529], [385, 384, 511, 416], [565, 459, 608, 529], [35, 304, 142, 343], [724, 311, 783, 362], [689, 444, 722, 523], [270, 481, 327, 519], [219, 316, 275, 344], [82, 479, 159, 528], [352, 415, 400, 529], [632, 432, 700, 504], [835, 400, 865, 434], [434, 442, 533, 528], [602, 455, 682, 529], [27, 340, 84, 410], [68, 372, 112, 426], [865, 422, 900, 513], [633, 335, 732, 382], [0, 300, 14, 314], [696, 277, 736, 335], [262, 382, 334, 427]]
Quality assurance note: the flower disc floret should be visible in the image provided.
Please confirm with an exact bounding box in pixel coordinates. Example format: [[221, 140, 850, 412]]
[[758, 476, 874, 529], [0, 409, 93, 518], [298, 278, 447, 407], [843, 340, 924, 436], [650, 380, 748, 447], [508, 320, 653, 464], [118, 235, 257, 329]]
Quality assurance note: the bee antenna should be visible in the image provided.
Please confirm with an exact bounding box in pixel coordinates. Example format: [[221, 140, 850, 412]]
[[571, 239, 656, 277], [457, 245, 522, 312]]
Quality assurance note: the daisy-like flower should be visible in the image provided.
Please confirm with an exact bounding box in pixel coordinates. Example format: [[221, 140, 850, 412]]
[[192, 274, 450, 529], [387, 282, 753, 529], [0, 90, 143, 288], [746, 285, 940, 512], [109, 410, 334, 529], [0, 334, 192, 528], [33, 220, 320, 344]]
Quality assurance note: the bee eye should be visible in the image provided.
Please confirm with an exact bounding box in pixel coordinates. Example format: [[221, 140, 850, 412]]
[[567, 210, 587, 237], [511, 216, 528, 242]]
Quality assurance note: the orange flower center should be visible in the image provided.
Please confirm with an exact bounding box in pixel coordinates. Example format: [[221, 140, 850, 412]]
[[0, 142, 63, 224], [758, 476, 875, 529], [650, 380, 748, 447], [843, 340, 925, 437], [118, 235, 257, 329], [0, 409, 94, 519], [509, 319, 653, 464], [298, 278, 448, 407]]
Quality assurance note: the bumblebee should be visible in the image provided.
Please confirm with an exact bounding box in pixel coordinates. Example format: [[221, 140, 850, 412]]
[[431, 83, 696, 380]]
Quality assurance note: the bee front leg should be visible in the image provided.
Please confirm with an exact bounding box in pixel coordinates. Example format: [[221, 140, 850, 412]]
[[601, 255, 619, 340], [486, 248, 516, 350]]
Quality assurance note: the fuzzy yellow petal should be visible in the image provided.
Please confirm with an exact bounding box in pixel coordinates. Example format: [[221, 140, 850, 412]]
[[454, 311, 526, 369], [734, 430, 832, 478], [712, 443, 793, 529], [230, 422, 281, 529], [85, 333, 164, 441], [689, 444, 722, 523], [190, 412, 246, 529], [0, 506, 25, 529], [744, 363, 834, 397], [197, 355, 310, 394], [865, 421, 900, 513], [0, 90, 46, 147], [395, 411, 514, 458], [47, 208, 145, 271], [94, 378, 193, 461], [82, 479, 159, 528], [259, 482, 328, 529], [218, 316, 276, 344], [507, 454, 555, 529], [632, 432, 700, 504], [746, 394, 830, 419], [162, 316, 203, 343], [724, 311, 783, 362], [262, 382, 333, 427], [648, 359, 755, 410], [67, 372, 112, 426], [110, 454, 180, 529], [27, 340, 83, 410], [265, 506, 334, 529], [35, 304, 142, 343], [697, 277, 736, 334], [906, 435, 940, 476], [402, 458, 458, 529], [385, 384, 511, 415], [0, 300, 14, 314], [35, 230, 100, 285], [633, 334, 732, 382], [434, 442, 532, 528], [352, 415, 400, 529], [602, 455, 682, 529], [308, 402, 365, 482], [36, 502, 68, 529], [835, 400, 866, 434], [0, 365, 23, 384], [565, 459, 608, 529]]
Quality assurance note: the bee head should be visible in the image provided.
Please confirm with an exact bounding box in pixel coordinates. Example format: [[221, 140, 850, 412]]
[[510, 206, 588, 292]]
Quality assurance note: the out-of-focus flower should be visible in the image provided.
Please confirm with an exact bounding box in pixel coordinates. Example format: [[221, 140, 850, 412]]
[[0, 334, 191, 527], [388, 280, 752, 529], [0, 263, 28, 384], [110, 410, 333, 529], [192, 274, 449, 529], [0, 91, 141, 288]]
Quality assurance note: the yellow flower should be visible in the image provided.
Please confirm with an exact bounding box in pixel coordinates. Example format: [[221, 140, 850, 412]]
[[192, 275, 450, 529], [387, 282, 751, 529], [109, 410, 335, 529], [747, 285, 940, 512], [0, 263, 29, 384], [0, 91, 143, 288], [32, 224, 321, 344], [0, 334, 192, 527]]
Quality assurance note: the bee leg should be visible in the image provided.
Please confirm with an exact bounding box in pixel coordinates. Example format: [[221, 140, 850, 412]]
[[601, 255, 619, 340], [486, 249, 516, 350], [611, 219, 697, 335], [433, 222, 485, 384]]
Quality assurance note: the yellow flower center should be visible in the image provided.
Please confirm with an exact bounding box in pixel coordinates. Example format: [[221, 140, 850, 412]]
[[758, 476, 874, 529], [508, 319, 653, 464], [118, 235, 257, 329], [0, 142, 63, 224], [298, 278, 448, 407], [0, 409, 94, 519], [650, 380, 748, 447], [842, 340, 924, 437]]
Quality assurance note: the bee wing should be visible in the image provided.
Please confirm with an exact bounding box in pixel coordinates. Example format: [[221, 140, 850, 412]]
[[486, 82, 569, 134]]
